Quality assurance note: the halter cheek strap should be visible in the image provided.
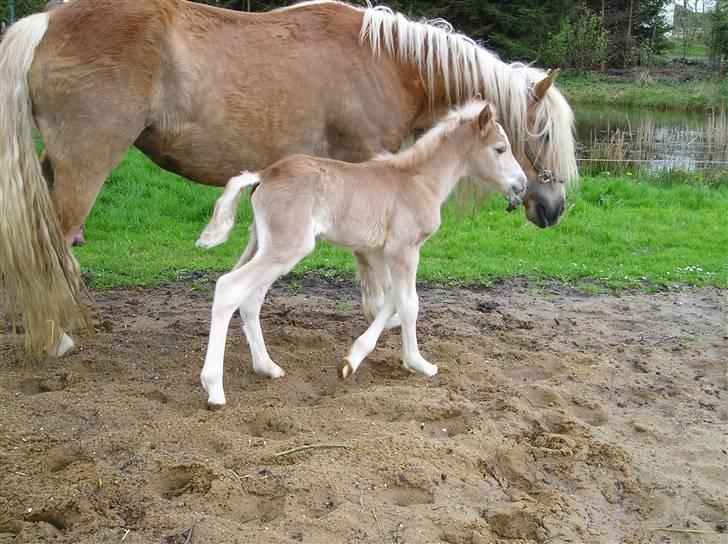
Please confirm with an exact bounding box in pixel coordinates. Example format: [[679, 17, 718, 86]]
[[524, 142, 561, 184]]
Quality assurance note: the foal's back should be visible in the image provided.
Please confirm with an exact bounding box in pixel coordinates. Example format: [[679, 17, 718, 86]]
[[252, 154, 434, 251]]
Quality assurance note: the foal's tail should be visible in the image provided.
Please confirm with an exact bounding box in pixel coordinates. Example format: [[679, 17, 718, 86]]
[[197, 172, 261, 249], [0, 14, 89, 353]]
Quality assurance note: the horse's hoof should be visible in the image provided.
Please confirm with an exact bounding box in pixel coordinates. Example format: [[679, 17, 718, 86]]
[[339, 361, 353, 380], [207, 401, 225, 411], [54, 332, 76, 357]]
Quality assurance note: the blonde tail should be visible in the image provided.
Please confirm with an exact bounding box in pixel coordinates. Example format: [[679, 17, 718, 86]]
[[197, 171, 260, 249], [0, 13, 89, 353]]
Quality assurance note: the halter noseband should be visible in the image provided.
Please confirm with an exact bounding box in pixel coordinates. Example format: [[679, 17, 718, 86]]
[[524, 142, 561, 184]]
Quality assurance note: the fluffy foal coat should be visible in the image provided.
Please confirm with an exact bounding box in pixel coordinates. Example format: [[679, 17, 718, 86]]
[[197, 101, 526, 408]]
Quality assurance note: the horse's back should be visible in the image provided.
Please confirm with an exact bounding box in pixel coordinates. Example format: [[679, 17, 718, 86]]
[[27, 0, 426, 187]]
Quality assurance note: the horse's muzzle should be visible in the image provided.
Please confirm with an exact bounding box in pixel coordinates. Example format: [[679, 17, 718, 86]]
[[525, 197, 565, 228]]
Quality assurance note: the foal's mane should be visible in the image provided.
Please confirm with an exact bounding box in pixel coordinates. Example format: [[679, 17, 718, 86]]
[[359, 5, 578, 184], [373, 100, 486, 170]]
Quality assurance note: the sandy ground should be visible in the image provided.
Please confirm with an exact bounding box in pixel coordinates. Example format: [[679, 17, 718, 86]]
[[1, 276, 726, 544]]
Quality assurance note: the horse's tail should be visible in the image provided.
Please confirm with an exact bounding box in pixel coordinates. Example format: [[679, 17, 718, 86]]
[[197, 172, 261, 249], [0, 13, 89, 353]]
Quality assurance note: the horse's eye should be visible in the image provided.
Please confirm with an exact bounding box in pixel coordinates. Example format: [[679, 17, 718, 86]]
[[495, 147, 506, 155]]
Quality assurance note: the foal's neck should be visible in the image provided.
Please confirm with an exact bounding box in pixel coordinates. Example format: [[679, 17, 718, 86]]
[[411, 126, 471, 204]]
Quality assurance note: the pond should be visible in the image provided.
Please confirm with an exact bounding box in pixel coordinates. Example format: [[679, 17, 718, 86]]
[[573, 105, 728, 174]]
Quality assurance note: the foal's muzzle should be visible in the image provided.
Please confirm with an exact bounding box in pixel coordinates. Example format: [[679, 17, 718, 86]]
[[505, 174, 528, 212]]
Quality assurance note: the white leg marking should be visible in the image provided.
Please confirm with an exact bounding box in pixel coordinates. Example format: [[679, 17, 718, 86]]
[[391, 250, 438, 377], [54, 332, 76, 357]]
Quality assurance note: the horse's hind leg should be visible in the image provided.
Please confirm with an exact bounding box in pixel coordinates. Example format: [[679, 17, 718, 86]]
[[32, 94, 147, 354], [32, 65, 148, 245], [40, 153, 85, 245], [42, 137, 141, 245]]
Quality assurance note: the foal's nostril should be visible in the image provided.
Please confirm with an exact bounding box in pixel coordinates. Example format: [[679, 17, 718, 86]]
[[511, 175, 527, 195]]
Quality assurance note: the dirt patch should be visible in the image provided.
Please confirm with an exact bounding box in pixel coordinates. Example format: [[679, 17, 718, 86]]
[[1, 276, 726, 543]]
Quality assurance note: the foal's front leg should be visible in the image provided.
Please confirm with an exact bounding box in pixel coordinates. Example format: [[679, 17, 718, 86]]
[[390, 248, 438, 377], [341, 252, 396, 379], [356, 252, 401, 330]]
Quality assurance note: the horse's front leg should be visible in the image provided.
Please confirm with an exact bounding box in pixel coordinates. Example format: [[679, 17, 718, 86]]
[[389, 248, 437, 377]]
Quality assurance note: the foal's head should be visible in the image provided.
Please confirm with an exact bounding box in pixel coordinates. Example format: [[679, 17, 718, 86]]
[[464, 102, 527, 204]]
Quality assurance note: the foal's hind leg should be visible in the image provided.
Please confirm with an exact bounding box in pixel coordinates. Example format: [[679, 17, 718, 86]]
[[233, 224, 258, 270], [201, 224, 315, 408]]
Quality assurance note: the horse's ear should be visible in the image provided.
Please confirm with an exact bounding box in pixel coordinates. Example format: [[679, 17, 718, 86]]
[[533, 68, 560, 102], [478, 104, 492, 132]]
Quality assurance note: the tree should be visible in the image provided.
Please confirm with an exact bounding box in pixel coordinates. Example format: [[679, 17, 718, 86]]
[[542, 5, 609, 72], [709, 0, 728, 74]]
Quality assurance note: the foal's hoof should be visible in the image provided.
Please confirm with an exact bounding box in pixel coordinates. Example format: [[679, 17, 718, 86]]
[[339, 361, 354, 380], [207, 401, 225, 411]]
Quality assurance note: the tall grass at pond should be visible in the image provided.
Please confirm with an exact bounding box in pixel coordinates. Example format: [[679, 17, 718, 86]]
[[579, 108, 728, 180], [73, 148, 728, 291]]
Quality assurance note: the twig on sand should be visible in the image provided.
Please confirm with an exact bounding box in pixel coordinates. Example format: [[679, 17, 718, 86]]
[[273, 443, 357, 458], [651, 335, 677, 347], [650, 527, 724, 535], [371, 507, 383, 538], [121, 528, 130, 541], [164, 519, 197, 544], [183, 520, 196, 544]]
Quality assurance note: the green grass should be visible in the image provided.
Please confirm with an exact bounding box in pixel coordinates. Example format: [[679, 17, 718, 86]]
[[665, 41, 710, 60], [558, 73, 728, 112], [74, 149, 728, 291]]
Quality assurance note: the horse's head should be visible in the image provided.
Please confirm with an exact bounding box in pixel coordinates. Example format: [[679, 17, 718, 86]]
[[516, 69, 577, 228], [466, 102, 527, 203]]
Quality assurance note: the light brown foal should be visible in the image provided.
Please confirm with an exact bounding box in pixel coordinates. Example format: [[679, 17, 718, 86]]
[[196, 101, 526, 408]]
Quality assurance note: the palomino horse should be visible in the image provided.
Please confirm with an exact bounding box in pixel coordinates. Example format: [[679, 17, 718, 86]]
[[197, 100, 527, 408], [0, 0, 577, 355]]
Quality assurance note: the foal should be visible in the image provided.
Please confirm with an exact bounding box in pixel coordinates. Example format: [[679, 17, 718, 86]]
[[197, 100, 526, 408]]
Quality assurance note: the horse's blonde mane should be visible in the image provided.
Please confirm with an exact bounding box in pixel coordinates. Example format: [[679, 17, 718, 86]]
[[360, 5, 578, 184], [374, 100, 486, 170], [272, 0, 357, 13]]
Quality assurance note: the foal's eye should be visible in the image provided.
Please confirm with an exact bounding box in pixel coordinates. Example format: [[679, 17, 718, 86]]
[[495, 147, 507, 155]]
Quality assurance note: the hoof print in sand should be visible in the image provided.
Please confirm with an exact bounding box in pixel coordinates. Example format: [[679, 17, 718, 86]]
[[378, 484, 434, 507], [148, 465, 214, 499]]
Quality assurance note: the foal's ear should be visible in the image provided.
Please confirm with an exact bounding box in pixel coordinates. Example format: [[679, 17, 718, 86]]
[[478, 104, 492, 132]]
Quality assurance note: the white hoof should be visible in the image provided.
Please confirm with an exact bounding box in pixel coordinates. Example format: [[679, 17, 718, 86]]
[[404, 359, 438, 377], [384, 313, 401, 330], [253, 359, 285, 379], [340, 359, 354, 380], [204, 388, 226, 410], [200, 372, 226, 409], [54, 333, 76, 357]]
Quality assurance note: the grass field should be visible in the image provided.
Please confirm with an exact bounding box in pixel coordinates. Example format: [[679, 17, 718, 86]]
[[73, 149, 728, 291], [558, 73, 728, 112]]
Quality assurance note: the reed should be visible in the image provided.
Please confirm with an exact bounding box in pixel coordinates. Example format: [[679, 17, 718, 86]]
[[578, 109, 728, 178]]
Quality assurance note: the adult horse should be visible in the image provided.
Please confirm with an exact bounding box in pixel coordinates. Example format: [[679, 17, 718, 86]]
[[0, 0, 577, 355]]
